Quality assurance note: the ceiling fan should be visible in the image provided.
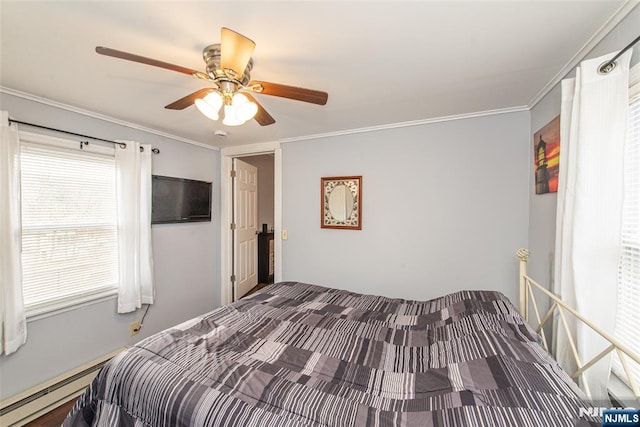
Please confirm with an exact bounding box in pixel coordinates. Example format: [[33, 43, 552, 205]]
[[96, 27, 328, 127]]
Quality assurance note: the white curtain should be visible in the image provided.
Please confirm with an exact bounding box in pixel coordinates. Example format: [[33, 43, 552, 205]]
[[115, 141, 155, 313], [0, 113, 27, 355], [554, 50, 632, 401]]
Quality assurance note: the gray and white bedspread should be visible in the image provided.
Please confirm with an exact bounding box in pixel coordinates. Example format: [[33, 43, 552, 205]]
[[64, 282, 599, 426]]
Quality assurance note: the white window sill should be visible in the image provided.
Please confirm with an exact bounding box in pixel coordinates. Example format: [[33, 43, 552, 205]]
[[25, 289, 118, 322], [609, 374, 637, 408]]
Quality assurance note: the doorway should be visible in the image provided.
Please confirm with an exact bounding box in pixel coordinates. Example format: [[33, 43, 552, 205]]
[[232, 157, 259, 299], [220, 142, 282, 305], [236, 154, 275, 299]]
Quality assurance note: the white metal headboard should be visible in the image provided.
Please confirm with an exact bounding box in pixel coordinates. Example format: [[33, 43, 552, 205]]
[[517, 248, 640, 404]]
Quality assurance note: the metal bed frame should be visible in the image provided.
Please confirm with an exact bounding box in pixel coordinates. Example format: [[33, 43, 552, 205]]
[[517, 248, 640, 404]]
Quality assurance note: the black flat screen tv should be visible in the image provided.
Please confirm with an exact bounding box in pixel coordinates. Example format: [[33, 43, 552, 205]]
[[152, 175, 212, 224]]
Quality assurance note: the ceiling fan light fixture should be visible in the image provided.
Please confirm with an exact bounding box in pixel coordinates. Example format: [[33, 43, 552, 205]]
[[222, 104, 245, 126], [220, 27, 255, 81], [96, 27, 328, 128], [232, 93, 258, 122], [239, 102, 258, 122], [195, 91, 223, 120], [221, 94, 258, 126]]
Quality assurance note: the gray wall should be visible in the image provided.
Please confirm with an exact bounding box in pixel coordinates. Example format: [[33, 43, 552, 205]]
[[243, 154, 275, 231], [528, 6, 640, 290], [3, 6, 637, 400], [0, 93, 221, 399], [282, 111, 530, 303]]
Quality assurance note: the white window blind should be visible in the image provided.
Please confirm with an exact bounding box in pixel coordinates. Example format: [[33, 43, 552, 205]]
[[20, 142, 119, 315], [611, 82, 640, 389]]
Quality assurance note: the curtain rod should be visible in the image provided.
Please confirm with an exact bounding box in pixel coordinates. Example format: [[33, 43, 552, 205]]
[[8, 118, 160, 154], [599, 34, 640, 74]]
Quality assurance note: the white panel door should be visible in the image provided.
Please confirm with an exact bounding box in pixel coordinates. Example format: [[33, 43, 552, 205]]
[[234, 159, 258, 299]]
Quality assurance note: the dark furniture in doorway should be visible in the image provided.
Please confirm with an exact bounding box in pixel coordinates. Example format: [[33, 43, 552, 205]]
[[258, 232, 274, 284]]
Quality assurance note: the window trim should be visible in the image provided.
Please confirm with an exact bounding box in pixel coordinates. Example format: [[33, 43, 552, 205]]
[[609, 60, 640, 397], [18, 130, 120, 319], [25, 289, 118, 320], [18, 130, 115, 156]]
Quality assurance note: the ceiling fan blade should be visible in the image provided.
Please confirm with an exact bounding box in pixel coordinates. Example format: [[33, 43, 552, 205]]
[[164, 88, 216, 110], [243, 93, 276, 126], [249, 81, 328, 105], [96, 46, 209, 80], [220, 28, 255, 80]]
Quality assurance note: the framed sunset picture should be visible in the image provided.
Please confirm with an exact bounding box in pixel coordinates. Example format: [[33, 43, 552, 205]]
[[533, 115, 560, 194]]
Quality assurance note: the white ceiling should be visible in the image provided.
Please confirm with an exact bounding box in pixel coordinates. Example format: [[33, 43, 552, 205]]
[[0, 1, 634, 148]]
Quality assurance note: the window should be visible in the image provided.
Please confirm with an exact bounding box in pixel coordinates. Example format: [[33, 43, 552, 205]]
[[611, 71, 640, 389], [20, 134, 119, 316]]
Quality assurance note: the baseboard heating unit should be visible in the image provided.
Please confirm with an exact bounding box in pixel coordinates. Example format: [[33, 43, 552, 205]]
[[0, 348, 124, 426]]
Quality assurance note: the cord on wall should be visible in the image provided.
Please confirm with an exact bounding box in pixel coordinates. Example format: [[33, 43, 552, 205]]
[[134, 304, 151, 333]]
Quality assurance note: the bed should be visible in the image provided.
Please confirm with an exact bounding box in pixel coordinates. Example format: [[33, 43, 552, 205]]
[[64, 254, 603, 426]]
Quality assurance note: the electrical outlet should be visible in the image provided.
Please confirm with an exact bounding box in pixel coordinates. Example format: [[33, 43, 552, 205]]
[[130, 321, 141, 336]]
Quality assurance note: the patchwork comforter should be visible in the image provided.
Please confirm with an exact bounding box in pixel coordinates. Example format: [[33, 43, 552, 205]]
[[64, 282, 599, 426]]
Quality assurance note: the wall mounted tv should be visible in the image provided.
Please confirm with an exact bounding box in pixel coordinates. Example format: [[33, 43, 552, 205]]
[[152, 175, 212, 224]]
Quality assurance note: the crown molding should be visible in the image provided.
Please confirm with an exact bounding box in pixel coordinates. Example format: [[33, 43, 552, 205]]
[[1, 85, 528, 149], [0, 86, 219, 151], [277, 106, 529, 144], [528, 0, 639, 109]]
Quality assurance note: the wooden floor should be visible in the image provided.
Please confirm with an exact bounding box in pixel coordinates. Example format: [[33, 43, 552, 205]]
[[246, 282, 271, 296], [24, 398, 76, 427]]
